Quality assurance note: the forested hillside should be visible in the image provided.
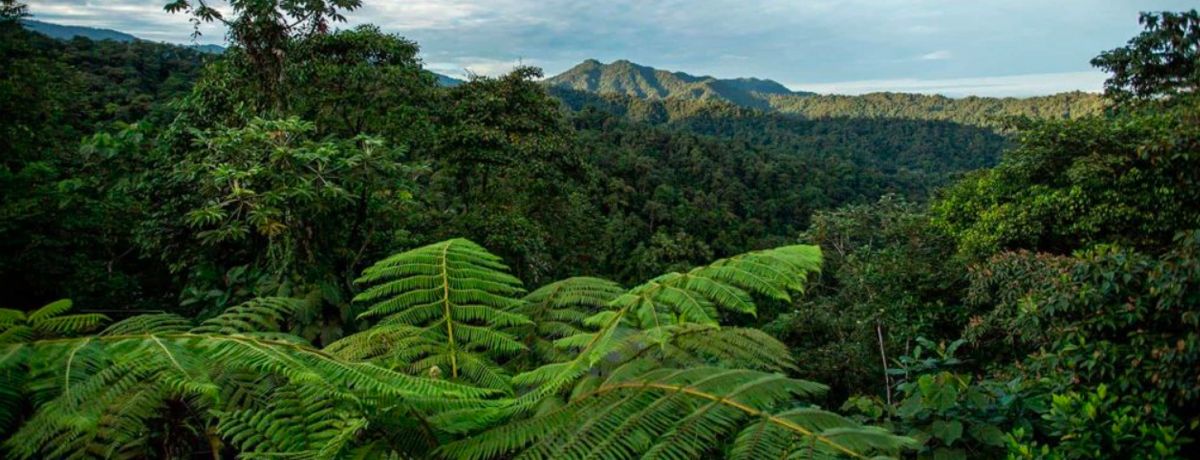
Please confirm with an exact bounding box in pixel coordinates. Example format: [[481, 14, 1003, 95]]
[[2, 0, 1199, 458]]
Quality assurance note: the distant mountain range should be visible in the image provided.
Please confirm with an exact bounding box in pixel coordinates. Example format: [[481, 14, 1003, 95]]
[[22, 19, 138, 42], [22, 20, 476, 85], [22, 19, 225, 54], [545, 59, 1106, 126], [544, 59, 811, 110], [435, 73, 465, 87]]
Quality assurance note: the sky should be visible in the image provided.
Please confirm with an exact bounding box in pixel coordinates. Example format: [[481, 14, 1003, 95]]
[[23, 0, 1198, 97]]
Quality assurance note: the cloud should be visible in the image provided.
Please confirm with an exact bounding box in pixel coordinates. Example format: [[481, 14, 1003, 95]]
[[426, 57, 543, 78], [788, 71, 1107, 97], [918, 50, 952, 61]]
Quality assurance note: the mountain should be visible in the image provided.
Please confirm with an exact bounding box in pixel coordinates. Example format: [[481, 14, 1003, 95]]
[[188, 44, 226, 54], [22, 19, 138, 42], [434, 73, 465, 87], [546, 59, 1106, 127], [544, 59, 809, 109]]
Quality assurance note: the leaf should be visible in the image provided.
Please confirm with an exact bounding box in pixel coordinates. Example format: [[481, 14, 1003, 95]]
[[931, 419, 963, 445]]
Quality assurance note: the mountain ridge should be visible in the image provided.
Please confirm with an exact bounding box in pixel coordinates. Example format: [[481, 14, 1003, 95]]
[[22, 19, 225, 54], [544, 59, 810, 110]]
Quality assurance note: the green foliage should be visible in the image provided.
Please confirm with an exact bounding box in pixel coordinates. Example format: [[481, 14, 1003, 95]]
[[165, 0, 362, 105], [0, 21, 206, 310], [989, 234, 1200, 456], [843, 339, 1034, 459], [6, 4, 1200, 459], [422, 66, 585, 282], [767, 196, 964, 400], [505, 244, 821, 417], [934, 99, 1200, 260], [557, 90, 1010, 282], [175, 117, 408, 272], [1, 239, 914, 459]]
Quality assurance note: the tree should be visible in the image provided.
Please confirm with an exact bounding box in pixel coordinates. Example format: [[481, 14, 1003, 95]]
[[1092, 10, 1200, 103], [165, 0, 364, 106], [0, 0, 25, 22]]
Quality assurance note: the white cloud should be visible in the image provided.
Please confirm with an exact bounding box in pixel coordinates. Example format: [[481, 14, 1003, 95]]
[[789, 71, 1107, 98], [918, 50, 952, 60], [426, 57, 543, 79]]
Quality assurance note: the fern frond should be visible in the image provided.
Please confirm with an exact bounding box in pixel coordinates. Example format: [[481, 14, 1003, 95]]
[[731, 408, 916, 459], [0, 309, 27, 327], [441, 366, 905, 460], [354, 238, 530, 389], [32, 314, 109, 335], [1, 299, 109, 341], [513, 277, 625, 366], [101, 313, 194, 335], [193, 297, 306, 334], [27, 299, 73, 323], [216, 384, 367, 459], [509, 245, 821, 412], [603, 323, 798, 373]]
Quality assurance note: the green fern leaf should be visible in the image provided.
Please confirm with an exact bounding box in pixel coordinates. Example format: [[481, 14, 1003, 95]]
[[354, 238, 530, 390]]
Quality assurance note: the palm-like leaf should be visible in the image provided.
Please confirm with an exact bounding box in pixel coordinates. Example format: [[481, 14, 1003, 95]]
[[353, 238, 530, 389]]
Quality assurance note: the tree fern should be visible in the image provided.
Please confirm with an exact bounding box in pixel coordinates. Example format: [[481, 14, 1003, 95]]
[[441, 367, 912, 460], [2, 241, 910, 459], [352, 238, 531, 390]]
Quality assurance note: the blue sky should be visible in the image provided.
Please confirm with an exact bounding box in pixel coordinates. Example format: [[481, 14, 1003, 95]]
[[24, 0, 1197, 96]]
